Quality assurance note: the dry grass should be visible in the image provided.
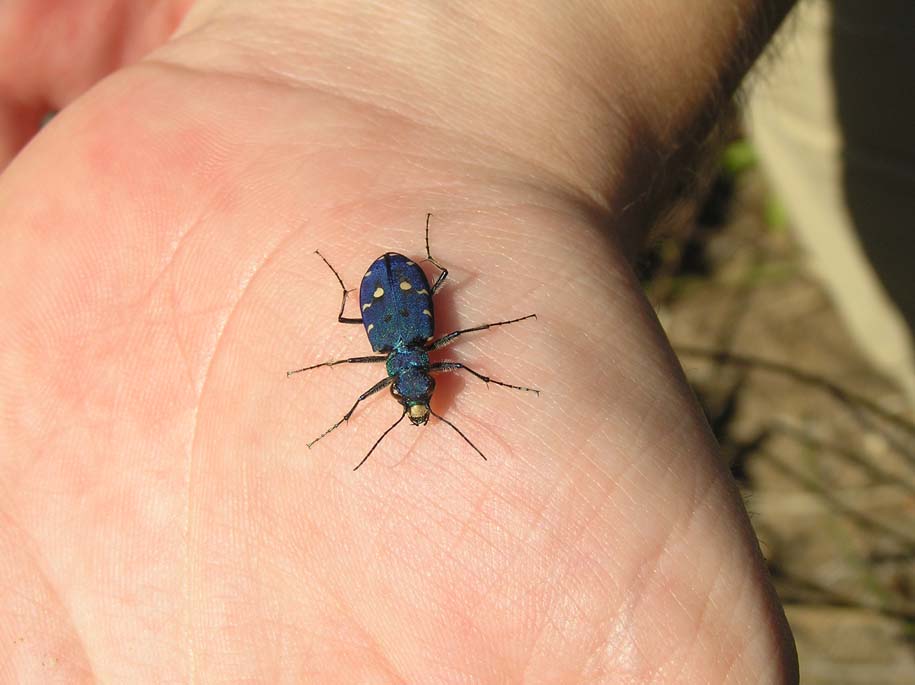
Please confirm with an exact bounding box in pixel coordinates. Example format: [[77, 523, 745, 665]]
[[641, 153, 915, 684]]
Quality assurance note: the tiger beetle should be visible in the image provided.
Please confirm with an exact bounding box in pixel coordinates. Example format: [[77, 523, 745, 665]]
[[287, 213, 539, 470]]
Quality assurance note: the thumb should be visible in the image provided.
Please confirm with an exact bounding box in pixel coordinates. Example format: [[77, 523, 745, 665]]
[[0, 0, 192, 168]]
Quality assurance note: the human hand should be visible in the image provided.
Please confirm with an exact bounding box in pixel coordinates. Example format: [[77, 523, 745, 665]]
[[0, 1, 797, 681]]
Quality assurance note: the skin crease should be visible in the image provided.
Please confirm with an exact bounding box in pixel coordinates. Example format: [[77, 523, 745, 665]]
[[0, 1, 800, 683]]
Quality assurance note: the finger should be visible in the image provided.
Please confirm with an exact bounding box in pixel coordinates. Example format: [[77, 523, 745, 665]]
[[0, 99, 46, 171], [0, 1, 191, 162]]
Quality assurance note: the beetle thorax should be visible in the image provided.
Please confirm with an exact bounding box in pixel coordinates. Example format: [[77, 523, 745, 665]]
[[386, 347, 430, 376]]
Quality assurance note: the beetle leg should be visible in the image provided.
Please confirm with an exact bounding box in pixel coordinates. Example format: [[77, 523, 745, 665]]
[[425, 314, 537, 351], [423, 213, 449, 295], [307, 376, 395, 448], [287, 355, 387, 377], [429, 361, 539, 394], [315, 250, 363, 324]]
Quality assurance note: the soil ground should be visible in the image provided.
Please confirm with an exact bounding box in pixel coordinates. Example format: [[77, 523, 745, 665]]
[[641, 154, 915, 684]]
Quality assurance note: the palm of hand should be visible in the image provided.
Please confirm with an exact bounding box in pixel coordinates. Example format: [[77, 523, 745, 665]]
[[0, 3, 795, 682]]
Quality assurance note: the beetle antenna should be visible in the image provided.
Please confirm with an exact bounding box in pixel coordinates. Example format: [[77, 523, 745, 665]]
[[353, 410, 407, 471], [429, 409, 487, 462]]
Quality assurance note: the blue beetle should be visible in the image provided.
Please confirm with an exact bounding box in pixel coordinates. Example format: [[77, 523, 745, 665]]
[[288, 214, 538, 470]]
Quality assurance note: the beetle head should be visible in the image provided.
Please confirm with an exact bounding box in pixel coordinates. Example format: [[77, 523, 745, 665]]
[[391, 371, 435, 425]]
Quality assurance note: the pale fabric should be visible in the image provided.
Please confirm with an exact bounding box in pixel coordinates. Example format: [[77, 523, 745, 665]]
[[745, 0, 915, 404]]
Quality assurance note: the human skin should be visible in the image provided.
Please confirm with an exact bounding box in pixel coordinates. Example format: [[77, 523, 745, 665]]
[[0, 1, 798, 682]]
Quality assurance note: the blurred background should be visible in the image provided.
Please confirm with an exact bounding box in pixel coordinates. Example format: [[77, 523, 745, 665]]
[[642, 2, 915, 682]]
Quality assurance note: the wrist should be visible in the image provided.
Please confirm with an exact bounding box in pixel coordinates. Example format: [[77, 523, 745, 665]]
[[168, 0, 794, 235]]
